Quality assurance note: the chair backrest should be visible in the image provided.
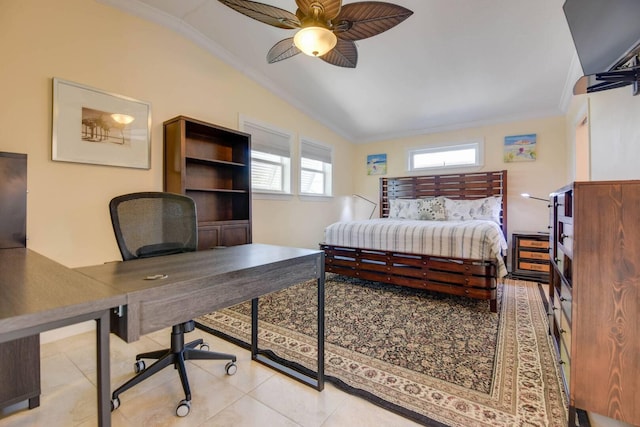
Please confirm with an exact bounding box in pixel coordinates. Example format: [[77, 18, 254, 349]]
[[109, 192, 198, 261]]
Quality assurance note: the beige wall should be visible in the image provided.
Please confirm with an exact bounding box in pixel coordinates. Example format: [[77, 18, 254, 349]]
[[0, 0, 353, 268], [564, 95, 589, 183], [353, 116, 569, 249], [0, 0, 572, 268]]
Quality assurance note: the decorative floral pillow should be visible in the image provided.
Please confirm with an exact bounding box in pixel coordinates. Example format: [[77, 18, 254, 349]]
[[416, 197, 446, 220], [388, 197, 446, 220], [443, 196, 502, 223]]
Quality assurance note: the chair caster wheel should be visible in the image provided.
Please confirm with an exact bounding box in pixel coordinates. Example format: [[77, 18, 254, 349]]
[[134, 360, 145, 373], [225, 361, 237, 375], [176, 399, 191, 417], [111, 397, 120, 411], [200, 342, 210, 352]]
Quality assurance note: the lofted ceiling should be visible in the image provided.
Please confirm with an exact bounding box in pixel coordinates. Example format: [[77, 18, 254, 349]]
[[101, 0, 582, 143]]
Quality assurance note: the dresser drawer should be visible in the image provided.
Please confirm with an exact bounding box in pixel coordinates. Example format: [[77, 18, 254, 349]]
[[559, 338, 571, 390], [553, 287, 562, 328], [558, 222, 573, 255], [559, 310, 572, 354], [559, 280, 572, 324]]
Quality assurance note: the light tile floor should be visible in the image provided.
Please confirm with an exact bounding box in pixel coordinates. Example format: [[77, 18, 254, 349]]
[[0, 328, 422, 426]]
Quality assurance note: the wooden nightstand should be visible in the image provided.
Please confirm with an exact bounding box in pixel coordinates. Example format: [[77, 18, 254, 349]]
[[511, 232, 550, 283]]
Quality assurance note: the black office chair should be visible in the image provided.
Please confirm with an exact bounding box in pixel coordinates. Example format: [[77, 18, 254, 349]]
[[108, 192, 237, 417]]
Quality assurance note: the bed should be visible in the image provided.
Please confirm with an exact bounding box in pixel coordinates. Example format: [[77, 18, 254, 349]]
[[320, 170, 508, 312]]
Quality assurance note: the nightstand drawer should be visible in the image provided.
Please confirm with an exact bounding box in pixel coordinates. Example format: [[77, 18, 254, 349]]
[[520, 250, 548, 260], [518, 261, 550, 273], [520, 239, 549, 249]]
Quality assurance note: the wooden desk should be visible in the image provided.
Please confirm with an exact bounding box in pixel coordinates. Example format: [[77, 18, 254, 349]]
[[77, 243, 325, 391], [0, 248, 126, 427]]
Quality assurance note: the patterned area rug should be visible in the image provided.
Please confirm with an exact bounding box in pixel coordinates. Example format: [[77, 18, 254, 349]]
[[196, 275, 567, 426]]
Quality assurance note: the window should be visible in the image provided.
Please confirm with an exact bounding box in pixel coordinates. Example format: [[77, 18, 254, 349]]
[[408, 140, 483, 172], [300, 138, 332, 196], [241, 119, 292, 194]]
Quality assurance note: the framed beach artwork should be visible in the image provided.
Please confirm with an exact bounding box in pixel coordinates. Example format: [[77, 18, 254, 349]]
[[52, 78, 151, 169], [367, 153, 387, 175], [503, 134, 537, 162]]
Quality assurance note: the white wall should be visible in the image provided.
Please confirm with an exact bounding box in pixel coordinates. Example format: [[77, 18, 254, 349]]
[[589, 87, 640, 180]]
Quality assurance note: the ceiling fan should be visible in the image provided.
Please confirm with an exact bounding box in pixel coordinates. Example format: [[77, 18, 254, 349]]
[[217, 0, 413, 68]]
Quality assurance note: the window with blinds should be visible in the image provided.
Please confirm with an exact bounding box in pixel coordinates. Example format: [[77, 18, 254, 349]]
[[241, 119, 293, 194], [300, 138, 332, 196]]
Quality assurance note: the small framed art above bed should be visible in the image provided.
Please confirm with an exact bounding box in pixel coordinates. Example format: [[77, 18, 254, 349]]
[[320, 170, 508, 312]]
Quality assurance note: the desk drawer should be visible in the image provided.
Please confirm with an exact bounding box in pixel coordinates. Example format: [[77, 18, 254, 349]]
[[134, 257, 320, 340]]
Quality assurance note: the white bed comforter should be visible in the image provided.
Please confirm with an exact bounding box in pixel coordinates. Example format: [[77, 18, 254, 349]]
[[324, 218, 508, 278]]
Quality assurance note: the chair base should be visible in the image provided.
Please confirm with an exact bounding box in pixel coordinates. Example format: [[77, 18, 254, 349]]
[[111, 323, 236, 415]]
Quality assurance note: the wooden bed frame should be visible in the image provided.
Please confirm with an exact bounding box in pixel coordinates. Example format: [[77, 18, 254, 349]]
[[320, 170, 507, 312]]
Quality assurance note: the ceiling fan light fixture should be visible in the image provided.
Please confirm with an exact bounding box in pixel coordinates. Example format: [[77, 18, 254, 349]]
[[293, 26, 337, 57]]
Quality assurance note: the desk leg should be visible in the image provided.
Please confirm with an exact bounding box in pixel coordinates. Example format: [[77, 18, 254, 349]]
[[251, 298, 258, 356], [250, 272, 325, 391], [96, 311, 111, 427], [316, 274, 325, 391]]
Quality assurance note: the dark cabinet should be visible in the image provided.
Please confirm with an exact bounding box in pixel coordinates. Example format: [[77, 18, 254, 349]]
[[0, 335, 40, 409], [0, 152, 40, 410], [163, 116, 252, 249]]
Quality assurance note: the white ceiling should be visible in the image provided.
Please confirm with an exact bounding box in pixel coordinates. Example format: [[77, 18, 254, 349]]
[[102, 0, 583, 143]]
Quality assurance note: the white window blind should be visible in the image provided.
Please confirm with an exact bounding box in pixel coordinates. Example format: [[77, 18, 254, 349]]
[[245, 122, 291, 158], [300, 138, 332, 196], [241, 120, 292, 194]]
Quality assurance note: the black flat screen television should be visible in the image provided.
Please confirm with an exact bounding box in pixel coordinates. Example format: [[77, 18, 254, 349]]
[[563, 0, 640, 76]]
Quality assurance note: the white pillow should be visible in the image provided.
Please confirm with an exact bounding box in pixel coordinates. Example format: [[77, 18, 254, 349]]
[[388, 199, 419, 219], [388, 197, 446, 220], [443, 196, 502, 223]]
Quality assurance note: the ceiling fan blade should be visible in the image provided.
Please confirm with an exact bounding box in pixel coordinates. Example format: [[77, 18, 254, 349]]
[[267, 38, 301, 63], [218, 0, 300, 29], [333, 1, 413, 41], [295, 0, 342, 21], [320, 38, 358, 68]]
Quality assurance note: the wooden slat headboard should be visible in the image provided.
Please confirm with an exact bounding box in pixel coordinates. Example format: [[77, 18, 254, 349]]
[[380, 170, 508, 237]]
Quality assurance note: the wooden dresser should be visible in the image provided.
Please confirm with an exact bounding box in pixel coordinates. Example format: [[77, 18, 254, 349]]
[[549, 181, 640, 426]]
